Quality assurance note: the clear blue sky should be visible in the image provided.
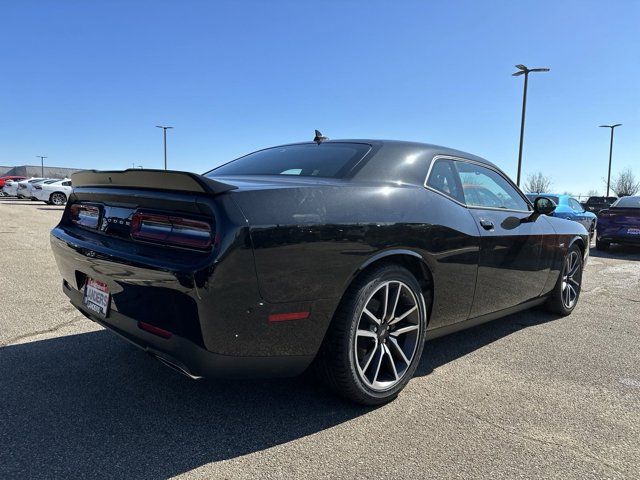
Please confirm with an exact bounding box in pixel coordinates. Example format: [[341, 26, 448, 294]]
[[1, 0, 638, 195]]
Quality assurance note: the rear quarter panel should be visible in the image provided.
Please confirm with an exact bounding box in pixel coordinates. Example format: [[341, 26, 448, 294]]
[[230, 183, 481, 328]]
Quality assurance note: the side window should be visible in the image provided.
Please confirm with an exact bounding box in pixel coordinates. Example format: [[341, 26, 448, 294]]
[[456, 161, 529, 211], [569, 198, 583, 212], [426, 159, 464, 203]]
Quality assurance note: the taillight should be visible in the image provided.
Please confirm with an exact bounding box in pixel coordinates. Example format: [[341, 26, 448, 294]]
[[34, 185, 42, 190], [130, 212, 212, 249], [69, 204, 101, 229]]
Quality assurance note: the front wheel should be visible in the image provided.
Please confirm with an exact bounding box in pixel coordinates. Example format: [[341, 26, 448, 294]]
[[315, 264, 427, 405], [546, 244, 583, 315]]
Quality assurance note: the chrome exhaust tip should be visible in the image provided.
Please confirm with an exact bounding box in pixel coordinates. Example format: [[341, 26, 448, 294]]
[[148, 351, 204, 380]]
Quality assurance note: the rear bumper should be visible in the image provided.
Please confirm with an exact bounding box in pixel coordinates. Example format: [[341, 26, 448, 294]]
[[597, 234, 640, 246], [50, 221, 330, 378], [598, 226, 640, 245], [63, 280, 314, 378]]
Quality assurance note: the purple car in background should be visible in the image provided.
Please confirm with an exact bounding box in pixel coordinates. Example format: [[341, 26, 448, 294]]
[[596, 196, 640, 250]]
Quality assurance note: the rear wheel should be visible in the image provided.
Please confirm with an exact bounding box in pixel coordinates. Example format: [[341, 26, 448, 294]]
[[315, 264, 427, 405], [50, 192, 67, 206], [546, 244, 583, 315], [589, 222, 595, 241]]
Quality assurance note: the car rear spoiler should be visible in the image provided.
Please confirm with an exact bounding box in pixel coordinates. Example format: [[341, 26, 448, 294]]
[[71, 169, 237, 195]]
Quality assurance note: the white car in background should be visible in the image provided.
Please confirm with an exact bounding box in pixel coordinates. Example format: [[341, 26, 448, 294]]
[[26, 178, 59, 200], [15, 178, 47, 198], [33, 178, 72, 205], [2, 179, 23, 197]]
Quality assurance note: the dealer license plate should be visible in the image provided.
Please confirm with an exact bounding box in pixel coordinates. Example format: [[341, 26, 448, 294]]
[[83, 277, 110, 318]]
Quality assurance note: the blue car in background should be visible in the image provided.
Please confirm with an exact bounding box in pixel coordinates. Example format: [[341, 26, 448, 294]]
[[526, 194, 597, 238]]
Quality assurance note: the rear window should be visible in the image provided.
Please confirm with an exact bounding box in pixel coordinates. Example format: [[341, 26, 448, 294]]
[[612, 196, 640, 208], [207, 143, 371, 179]]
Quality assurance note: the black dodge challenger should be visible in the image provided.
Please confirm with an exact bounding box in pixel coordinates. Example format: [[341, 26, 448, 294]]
[[51, 139, 588, 404]]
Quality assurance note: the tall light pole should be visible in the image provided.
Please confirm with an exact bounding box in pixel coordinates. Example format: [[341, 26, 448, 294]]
[[599, 123, 622, 197], [512, 64, 550, 187], [155, 125, 173, 170], [36, 155, 47, 177]]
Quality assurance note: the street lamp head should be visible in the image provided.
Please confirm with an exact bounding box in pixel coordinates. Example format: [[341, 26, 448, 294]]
[[512, 64, 549, 76], [155, 125, 174, 129], [600, 124, 622, 129]]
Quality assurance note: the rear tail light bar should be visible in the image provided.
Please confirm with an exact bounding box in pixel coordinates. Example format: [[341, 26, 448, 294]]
[[130, 212, 212, 249], [68, 203, 213, 250], [69, 203, 101, 229]]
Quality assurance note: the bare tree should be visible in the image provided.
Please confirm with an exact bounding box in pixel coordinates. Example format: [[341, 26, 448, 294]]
[[586, 189, 599, 197], [611, 168, 640, 197], [524, 172, 552, 193]]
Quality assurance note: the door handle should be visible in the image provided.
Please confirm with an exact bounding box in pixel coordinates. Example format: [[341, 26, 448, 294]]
[[479, 218, 494, 230]]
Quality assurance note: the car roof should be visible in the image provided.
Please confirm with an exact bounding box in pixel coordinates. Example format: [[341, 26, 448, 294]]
[[276, 139, 499, 169]]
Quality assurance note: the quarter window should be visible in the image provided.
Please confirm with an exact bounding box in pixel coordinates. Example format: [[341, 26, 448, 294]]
[[426, 159, 464, 203], [456, 162, 529, 211]]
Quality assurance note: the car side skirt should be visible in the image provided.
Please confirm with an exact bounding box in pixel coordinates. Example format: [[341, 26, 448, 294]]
[[425, 297, 547, 341]]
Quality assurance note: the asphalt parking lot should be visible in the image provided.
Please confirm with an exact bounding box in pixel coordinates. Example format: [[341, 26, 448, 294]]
[[1, 197, 639, 480]]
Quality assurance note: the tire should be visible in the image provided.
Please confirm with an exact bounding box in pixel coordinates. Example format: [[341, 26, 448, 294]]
[[595, 238, 609, 251], [315, 264, 428, 405], [50, 192, 67, 206], [589, 223, 595, 241], [546, 244, 583, 316]]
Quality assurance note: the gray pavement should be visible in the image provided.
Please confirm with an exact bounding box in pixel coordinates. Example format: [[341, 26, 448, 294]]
[[1, 196, 639, 479]]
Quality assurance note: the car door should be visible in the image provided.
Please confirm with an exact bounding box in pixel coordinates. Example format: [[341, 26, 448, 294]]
[[454, 160, 548, 318], [569, 198, 590, 230]]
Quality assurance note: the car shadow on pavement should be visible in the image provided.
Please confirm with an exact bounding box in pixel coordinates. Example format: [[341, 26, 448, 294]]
[[589, 246, 640, 261], [0, 309, 559, 480]]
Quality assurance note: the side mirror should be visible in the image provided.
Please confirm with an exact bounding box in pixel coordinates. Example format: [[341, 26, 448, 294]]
[[533, 196, 556, 215]]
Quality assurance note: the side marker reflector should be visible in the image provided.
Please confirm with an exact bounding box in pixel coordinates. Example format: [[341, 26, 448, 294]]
[[138, 321, 173, 339], [268, 311, 310, 323]]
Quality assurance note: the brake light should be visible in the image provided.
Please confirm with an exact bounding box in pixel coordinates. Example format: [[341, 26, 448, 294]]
[[69, 204, 100, 229], [130, 212, 212, 249]]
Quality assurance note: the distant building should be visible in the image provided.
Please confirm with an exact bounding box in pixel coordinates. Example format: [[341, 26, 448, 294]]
[[0, 165, 81, 179]]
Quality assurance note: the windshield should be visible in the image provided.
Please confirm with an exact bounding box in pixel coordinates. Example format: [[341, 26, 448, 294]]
[[206, 143, 371, 179], [612, 196, 640, 208]]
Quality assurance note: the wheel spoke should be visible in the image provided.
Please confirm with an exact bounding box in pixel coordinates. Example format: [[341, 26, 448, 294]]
[[382, 283, 389, 321], [356, 329, 377, 339], [360, 341, 379, 373], [363, 307, 381, 325], [372, 345, 384, 384], [388, 337, 410, 365], [391, 324, 419, 336], [390, 283, 402, 319], [568, 285, 576, 304], [389, 305, 418, 325], [385, 344, 398, 381]]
